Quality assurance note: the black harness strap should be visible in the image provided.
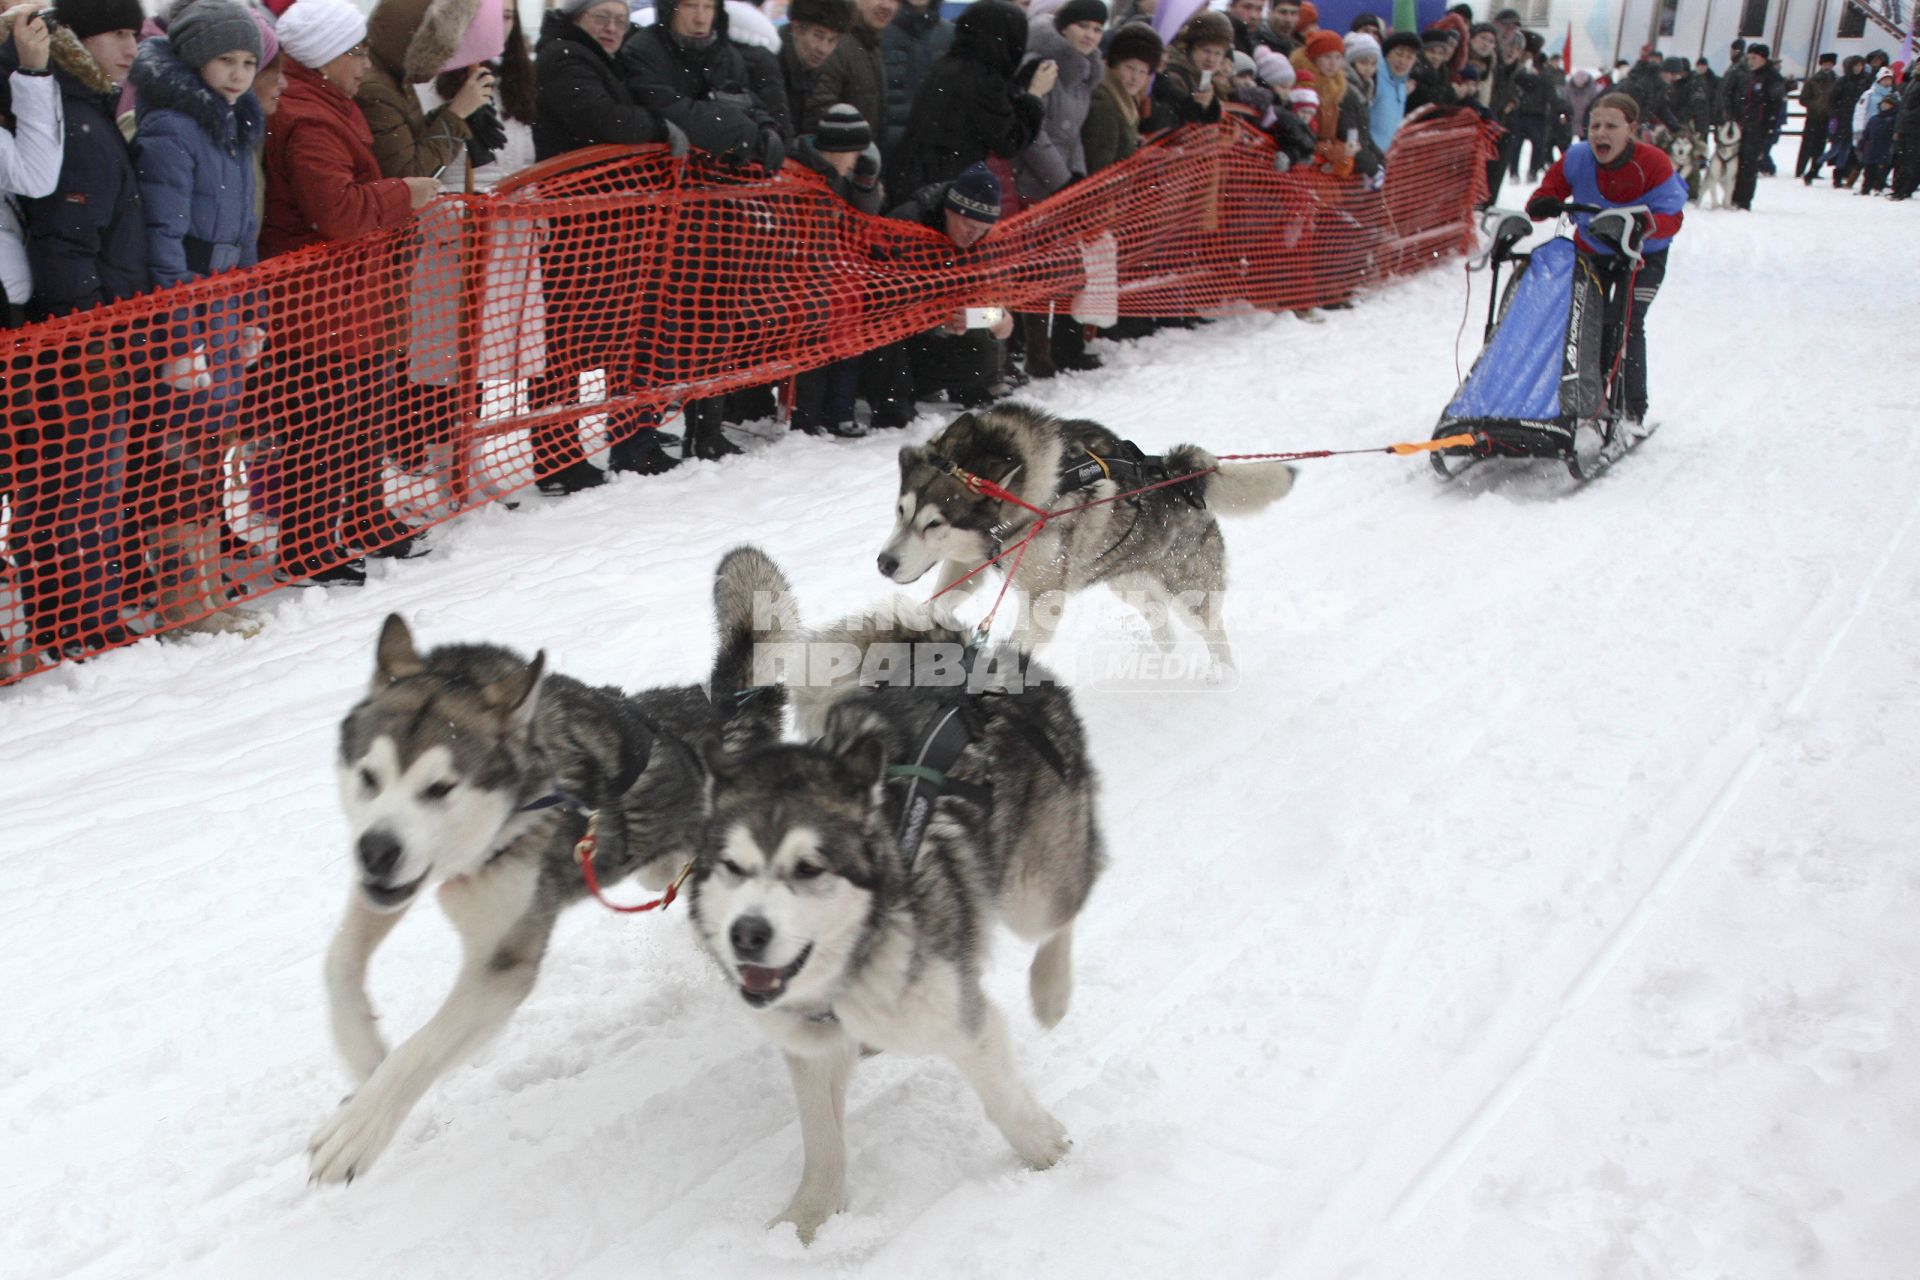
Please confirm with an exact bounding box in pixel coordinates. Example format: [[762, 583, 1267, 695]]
[[885, 704, 991, 870]]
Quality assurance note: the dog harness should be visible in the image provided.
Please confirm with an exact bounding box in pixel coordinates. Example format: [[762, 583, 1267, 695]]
[[884, 704, 992, 871], [931, 440, 1203, 558]]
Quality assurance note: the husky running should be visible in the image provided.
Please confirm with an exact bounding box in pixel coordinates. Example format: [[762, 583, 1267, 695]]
[[309, 551, 789, 1183]]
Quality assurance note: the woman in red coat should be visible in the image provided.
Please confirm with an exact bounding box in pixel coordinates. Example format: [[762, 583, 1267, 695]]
[[261, 0, 437, 583]]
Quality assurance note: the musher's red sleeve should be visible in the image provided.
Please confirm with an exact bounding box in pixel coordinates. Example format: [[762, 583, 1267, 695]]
[[1527, 159, 1572, 217]]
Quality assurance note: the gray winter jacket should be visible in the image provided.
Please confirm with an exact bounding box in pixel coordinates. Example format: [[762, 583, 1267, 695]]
[[1014, 22, 1099, 201]]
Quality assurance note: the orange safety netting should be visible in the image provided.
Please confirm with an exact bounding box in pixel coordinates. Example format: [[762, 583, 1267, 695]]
[[0, 114, 1490, 683]]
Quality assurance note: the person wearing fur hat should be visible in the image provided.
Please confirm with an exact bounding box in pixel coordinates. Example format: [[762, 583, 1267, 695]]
[[887, 1, 1051, 198], [1082, 20, 1155, 173], [263, 0, 440, 582], [880, 0, 952, 154], [0, 5, 62, 326], [353, 0, 490, 180], [126, 0, 266, 632], [805, 0, 892, 143], [1160, 8, 1231, 126], [780, 0, 852, 136]]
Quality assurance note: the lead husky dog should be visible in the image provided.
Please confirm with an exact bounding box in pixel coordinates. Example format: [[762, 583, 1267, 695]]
[[310, 550, 791, 1183], [689, 550, 1104, 1243], [877, 403, 1296, 670], [1703, 121, 1742, 210]]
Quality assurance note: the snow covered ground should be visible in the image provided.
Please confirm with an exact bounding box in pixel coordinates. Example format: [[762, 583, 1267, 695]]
[[4, 162, 1916, 1280]]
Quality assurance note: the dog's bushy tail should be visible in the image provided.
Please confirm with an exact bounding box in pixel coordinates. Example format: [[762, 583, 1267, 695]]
[[1165, 445, 1298, 516], [710, 546, 796, 746]]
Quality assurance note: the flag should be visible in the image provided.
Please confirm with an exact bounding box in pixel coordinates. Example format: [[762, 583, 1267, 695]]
[[1563, 22, 1573, 68]]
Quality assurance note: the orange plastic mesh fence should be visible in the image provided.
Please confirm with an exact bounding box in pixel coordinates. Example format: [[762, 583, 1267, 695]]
[[0, 115, 1490, 683]]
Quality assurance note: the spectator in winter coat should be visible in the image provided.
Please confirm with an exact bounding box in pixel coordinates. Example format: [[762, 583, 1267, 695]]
[[1858, 90, 1898, 194], [1256, 0, 1302, 58], [880, 0, 951, 154], [778, 0, 852, 137], [806, 0, 891, 137], [1160, 9, 1231, 127], [1371, 30, 1416, 150], [1225, 0, 1261, 57], [1253, 45, 1315, 166], [1335, 31, 1382, 178], [725, 1, 792, 139], [128, 0, 265, 633], [356, 0, 487, 180], [1525, 92, 1685, 436], [1013, 0, 1100, 202], [1818, 56, 1871, 186], [1012, 0, 1102, 376], [1892, 71, 1920, 200], [1081, 20, 1155, 174], [17, 0, 144, 319], [1405, 29, 1457, 113], [263, 0, 439, 582], [1617, 50, 1676, 136], [1795, 51, 1836, 179], [620, 0, 784, 167], [0, 5, 62, 326], [622, 0, 786, 458], [1289, 29, 1345, 150], [529, 0, 675, 489], [882, 162, 1013, 410], [1563, 66, 1600, 138], [533, 0, 665, 159], [887, 0, 1051, 198], [790, 101, 881, 437], [1729, 44, 1783, 209]]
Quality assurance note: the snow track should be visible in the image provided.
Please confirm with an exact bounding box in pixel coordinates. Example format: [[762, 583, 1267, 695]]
[[3, 159, 1915, 1279]]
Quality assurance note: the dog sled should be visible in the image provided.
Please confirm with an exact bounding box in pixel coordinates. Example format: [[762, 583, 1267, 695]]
[[1427, 202, 1656, 485]]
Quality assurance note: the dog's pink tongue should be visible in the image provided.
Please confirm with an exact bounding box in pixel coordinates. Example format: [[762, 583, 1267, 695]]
[[738, 965, 783, 994]]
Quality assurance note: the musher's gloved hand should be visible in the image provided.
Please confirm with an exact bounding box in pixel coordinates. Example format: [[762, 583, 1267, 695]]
[[1526, 194, 1564, 220]]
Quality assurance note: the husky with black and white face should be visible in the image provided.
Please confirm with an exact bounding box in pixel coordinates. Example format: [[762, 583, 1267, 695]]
[[308, 547, 792, 1187], [877, 402, 1297, 670], [688, 660, 1105, 1245]]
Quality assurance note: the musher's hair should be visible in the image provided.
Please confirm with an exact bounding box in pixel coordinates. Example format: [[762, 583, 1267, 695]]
[[1591, 91, 1640, 125]]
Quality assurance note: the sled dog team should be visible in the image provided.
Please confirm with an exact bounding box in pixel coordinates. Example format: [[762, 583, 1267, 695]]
[[313, 404, 1297, 1241]]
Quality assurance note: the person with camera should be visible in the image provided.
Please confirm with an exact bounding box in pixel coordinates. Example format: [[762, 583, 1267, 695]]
[[0, 4, 61, 326], [354, 0, 491, 181], [1525, 92, 1686, 442]]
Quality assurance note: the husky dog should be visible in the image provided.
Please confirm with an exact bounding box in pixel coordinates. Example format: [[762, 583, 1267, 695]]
[[877, 402, 1296, 670], [310, 551, 790, 1183], [688, 551, 1103, 1243], [1668, 130, 1702, 203], [1703, 121, 1742, 210]]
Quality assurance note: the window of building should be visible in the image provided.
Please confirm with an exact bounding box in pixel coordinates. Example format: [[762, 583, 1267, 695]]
[[1836, 4, 1868, 38], [1739, 0, 1770, 38], [1657, 0, 1679, 36]]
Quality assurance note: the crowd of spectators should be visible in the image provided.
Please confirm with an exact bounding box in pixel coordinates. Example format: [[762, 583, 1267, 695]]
[[0, 0, 1585, 669]]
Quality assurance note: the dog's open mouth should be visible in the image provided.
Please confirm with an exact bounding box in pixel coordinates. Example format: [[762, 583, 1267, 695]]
[[737, 944, 812, 1007], [362, 872, 427, 910]]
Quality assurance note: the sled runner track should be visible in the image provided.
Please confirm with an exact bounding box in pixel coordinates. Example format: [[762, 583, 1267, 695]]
[[1357, 482, 1920, 1263]]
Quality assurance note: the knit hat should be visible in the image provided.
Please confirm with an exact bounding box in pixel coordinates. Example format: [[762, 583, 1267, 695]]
[[944, 163, 1001, 223], [1746, 43, 1769, 59], [1304, 29, 1344, 60], [1253, 46, 1293, 88], [1289, 85, 1318, 111], [1420, 28, 1452, 47], [1176, 9, 1232, 50], [52, 0, 145, 41], [1297, 2, 1317, 27], [787, 0, 855, 32], [813, 102, 871, 153], [1051, 0, 1107, 31], [1343, 31, 1379, 64], [253, 6, 280, 64], [277, 0, 367, 68], [1104, 22, 1162, 69], [1381, 31, 1419, 57], [170, 0, 265, 69], [1230, 49, 1255, 77]]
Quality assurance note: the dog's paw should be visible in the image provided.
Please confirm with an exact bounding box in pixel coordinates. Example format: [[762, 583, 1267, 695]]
[[1008, 1109, 1070, 1170], [308, 1086, 408, 1185], [771, 1190, 843, 1245]]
